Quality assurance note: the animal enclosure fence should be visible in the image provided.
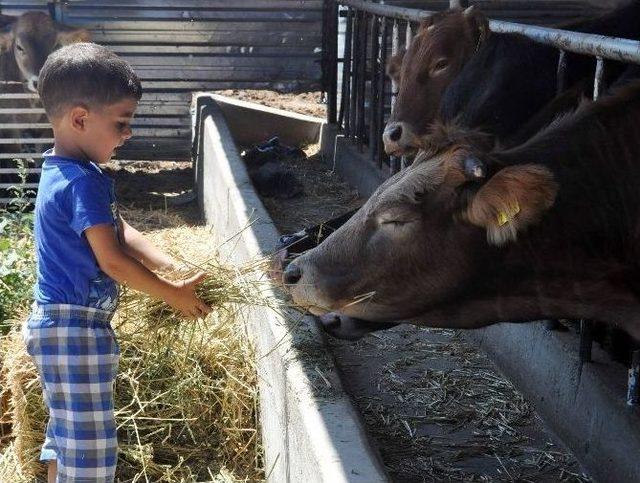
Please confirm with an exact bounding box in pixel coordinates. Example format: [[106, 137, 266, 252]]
[[0, 0, 324, 202], [322, 0, 640, 406]]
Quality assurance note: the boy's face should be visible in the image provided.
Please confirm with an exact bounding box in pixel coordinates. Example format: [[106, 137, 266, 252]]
[[75, 98, 138, 163]]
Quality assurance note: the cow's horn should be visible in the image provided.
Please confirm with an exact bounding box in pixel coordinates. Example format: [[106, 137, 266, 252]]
[[463, 5, 476, 16], [450, 0, 469, 9], [463, 157, 486, 179]]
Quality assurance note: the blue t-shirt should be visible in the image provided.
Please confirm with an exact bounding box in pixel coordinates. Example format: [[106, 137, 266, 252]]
[[33, 150, 121, 311]]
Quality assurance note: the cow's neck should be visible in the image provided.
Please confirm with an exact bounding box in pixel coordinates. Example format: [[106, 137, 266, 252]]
[[413, 267, 640, 339]]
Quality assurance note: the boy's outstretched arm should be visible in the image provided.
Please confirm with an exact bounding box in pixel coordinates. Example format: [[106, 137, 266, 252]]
[[85, 224, 211, 318], [119, 217, 177, 271]]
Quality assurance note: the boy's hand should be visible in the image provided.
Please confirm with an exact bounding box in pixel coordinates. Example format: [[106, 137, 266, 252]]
[[165, 272, 212, 319]]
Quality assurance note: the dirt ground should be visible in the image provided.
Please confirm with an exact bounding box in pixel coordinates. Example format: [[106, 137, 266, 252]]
[[217, 89, 327, 118]]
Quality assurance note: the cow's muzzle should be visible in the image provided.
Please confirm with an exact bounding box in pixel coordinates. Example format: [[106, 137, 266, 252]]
[[382, 121, 419, 156], [319, 312, 399, 340]]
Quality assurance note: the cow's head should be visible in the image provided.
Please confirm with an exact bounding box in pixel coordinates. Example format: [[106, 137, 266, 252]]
[[0, 12, 90, 92], [383, 7, 489, 156], [284, 136, 558, 338]]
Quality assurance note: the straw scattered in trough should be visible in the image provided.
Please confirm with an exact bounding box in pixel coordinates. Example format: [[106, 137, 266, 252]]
[[0, 207, 271, 482]]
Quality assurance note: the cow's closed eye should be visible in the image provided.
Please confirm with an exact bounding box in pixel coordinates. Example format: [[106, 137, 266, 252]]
[[430, 58, 449, 75], [15, 43, 24, 53]]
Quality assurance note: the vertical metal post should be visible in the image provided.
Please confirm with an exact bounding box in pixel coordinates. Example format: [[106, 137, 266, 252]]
[[349, 10, 361, 141], [326, 0, 339, 124], [391, 19, 400, 112], [356, 12, 368, 152], [627, 350, 640, 406], [593, 56, 605, 100], [401, 21, 413, 171], [405, 21, 412, 48], [556, 49, 567, 94], [579, 320, 593, 363], [369, 15, 380, 164], [389, 19, 400, 174], [339, 8, 354, 132], [377, 17, 388, 169]]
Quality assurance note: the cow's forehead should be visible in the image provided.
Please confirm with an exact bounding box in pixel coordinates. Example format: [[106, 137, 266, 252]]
[[15, 12, 55, 37]]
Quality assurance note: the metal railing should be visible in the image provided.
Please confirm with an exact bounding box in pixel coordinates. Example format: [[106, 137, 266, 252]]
[[322, 0, 640, 405]]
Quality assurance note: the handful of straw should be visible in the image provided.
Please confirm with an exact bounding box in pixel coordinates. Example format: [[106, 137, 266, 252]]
[[119, 257, 277, 329]]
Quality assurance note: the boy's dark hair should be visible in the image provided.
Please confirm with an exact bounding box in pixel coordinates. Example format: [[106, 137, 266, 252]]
[[38, 42, 142, 119]]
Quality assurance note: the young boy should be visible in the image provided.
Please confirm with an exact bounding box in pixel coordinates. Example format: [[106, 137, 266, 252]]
[[22, 42, 211, 482]]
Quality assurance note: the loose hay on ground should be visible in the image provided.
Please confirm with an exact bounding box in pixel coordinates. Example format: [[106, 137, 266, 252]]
[[0, 207, 269, 482]]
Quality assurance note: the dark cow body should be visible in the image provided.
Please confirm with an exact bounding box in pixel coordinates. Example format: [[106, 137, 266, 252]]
[[285, 81, 640, 341], [384, 2, 640, 155]]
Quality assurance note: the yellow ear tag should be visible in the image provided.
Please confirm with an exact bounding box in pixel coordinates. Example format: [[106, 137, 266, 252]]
[[496, 201, 520, 227]]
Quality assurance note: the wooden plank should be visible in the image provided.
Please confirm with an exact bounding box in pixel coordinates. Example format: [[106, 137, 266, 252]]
[[0, 138, 54, 144]]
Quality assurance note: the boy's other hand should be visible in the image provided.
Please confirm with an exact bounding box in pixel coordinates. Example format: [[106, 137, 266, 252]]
[[166, 272, 212, 319]]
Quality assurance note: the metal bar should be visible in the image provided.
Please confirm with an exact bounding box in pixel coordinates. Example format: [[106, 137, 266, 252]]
[[628, 350, 640, 406], [338, 7, 353, 131], [405, 20, 412, 48], [0, 153, 43, 159], [391, 19, 399, 110], [378, 17, 389, 171], [593, 56, 605, 100], [0, 124, 51, 129], [326, 0, 339, 124], [0, 183, 38, 189], [369, 14, 380, 164], [0, 138, 54, 144], [556, 49, 567, 94], [338, 0, 640, 65], [0, 108, 45, 114], [356, 11, 368, 152], [0, 93, 39, 100], [579, 320, 593, 363], [348, 9, 361, 139], [0, 168, 41, 174]]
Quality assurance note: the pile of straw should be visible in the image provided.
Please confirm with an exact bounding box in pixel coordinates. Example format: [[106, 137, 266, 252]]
[[0, 210, 271, 482]]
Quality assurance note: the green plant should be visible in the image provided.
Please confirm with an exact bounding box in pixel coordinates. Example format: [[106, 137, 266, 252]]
[[0, 161, 36, 332]]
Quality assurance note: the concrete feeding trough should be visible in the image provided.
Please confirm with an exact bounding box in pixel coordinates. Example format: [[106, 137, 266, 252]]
[[192, 93, 387, 483]]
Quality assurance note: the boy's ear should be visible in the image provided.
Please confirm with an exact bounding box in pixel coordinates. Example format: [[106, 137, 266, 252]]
[[386, 50, 405, 83], [465, 164, 558, 246], [55, 24, 91, 46], [69, 105, 90, 132]]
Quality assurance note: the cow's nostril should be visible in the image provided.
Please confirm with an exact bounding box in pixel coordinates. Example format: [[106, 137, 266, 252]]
[[283, 263, 302, 285], [389, 124, 403, 142]]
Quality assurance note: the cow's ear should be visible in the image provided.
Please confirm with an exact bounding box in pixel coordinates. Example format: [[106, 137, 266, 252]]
[[55, 24, 91, 45], [465, 164, 558, 246], [386, 50, 404, 83], [463, 6, 489, 48]]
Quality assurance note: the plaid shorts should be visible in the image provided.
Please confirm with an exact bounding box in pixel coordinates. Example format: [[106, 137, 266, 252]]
[[23, 303, 120, 482]]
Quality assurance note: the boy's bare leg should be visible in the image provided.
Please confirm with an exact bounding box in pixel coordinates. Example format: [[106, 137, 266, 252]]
[[47, 460, 57, 483]]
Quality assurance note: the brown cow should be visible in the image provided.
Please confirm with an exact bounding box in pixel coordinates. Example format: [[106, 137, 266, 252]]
[[284, 80, 640, 341], [0, 12, 90, 92], [383, 3, 640, 156]]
